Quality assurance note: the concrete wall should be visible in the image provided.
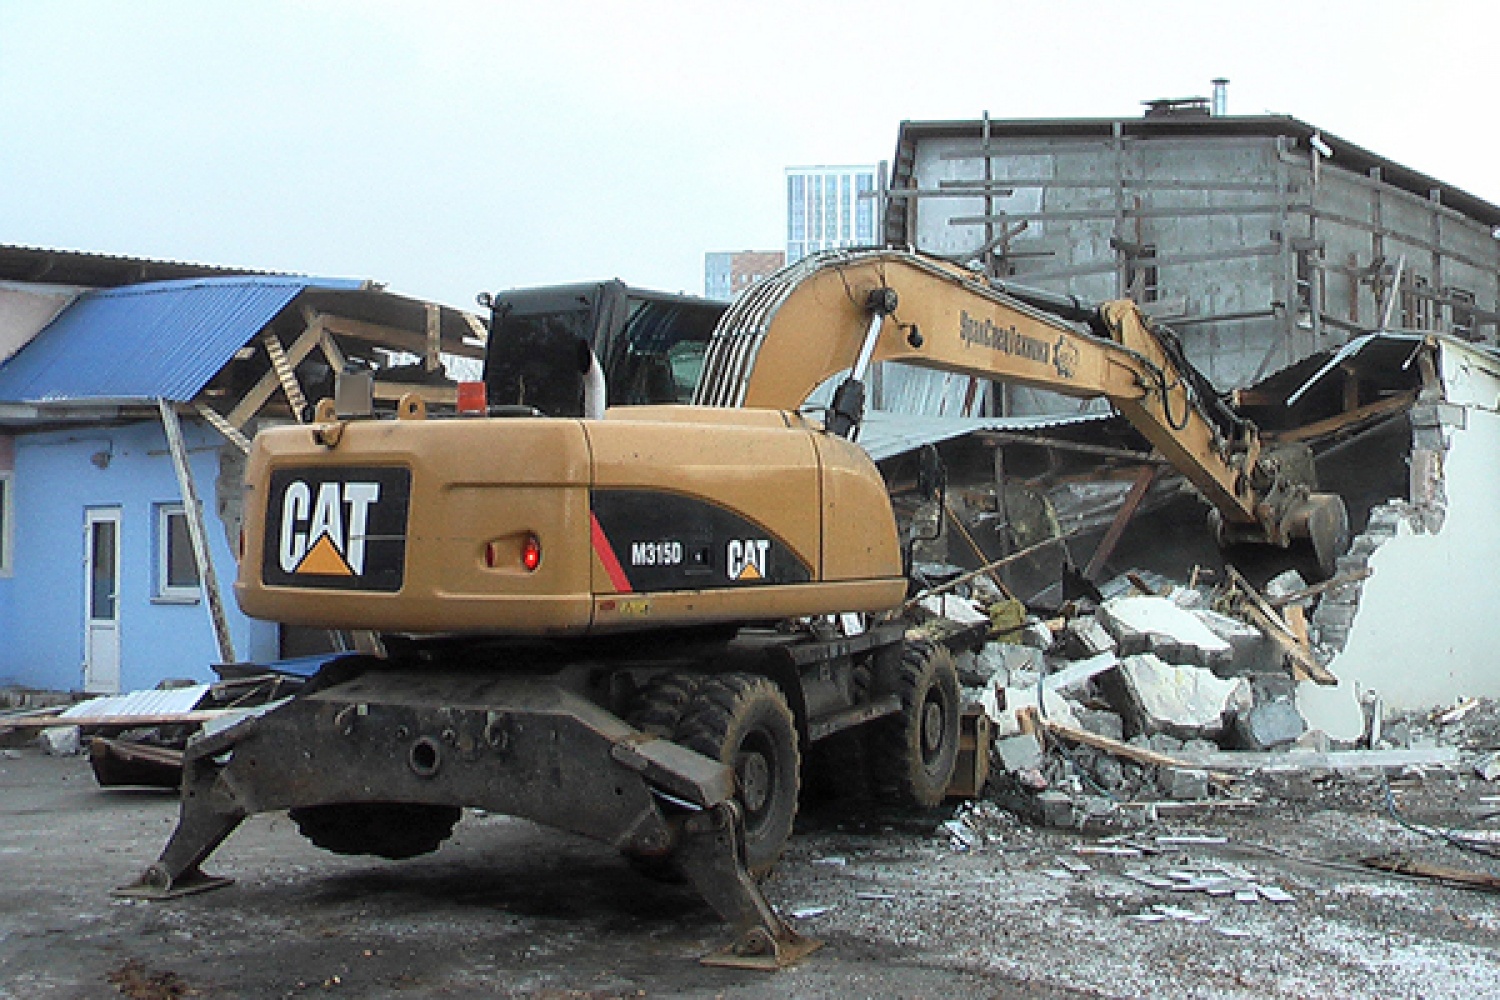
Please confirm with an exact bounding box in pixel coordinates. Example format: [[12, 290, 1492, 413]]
[[1318, 342, 1500, 710], [0, 417, 278, 692], [904, 129, 1500, 404]]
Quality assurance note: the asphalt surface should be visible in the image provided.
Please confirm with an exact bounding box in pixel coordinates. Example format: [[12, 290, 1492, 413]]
[[3, 748, 1499, 998]]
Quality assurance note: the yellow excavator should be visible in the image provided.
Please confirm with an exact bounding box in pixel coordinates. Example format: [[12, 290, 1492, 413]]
[[121, 249, 1347, 968]]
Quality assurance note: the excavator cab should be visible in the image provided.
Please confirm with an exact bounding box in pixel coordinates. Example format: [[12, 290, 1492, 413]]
[[482, 280, 725, 414]]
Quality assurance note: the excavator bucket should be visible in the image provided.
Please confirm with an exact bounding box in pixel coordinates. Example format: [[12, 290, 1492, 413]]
[[1285, 491, 1351, 580]]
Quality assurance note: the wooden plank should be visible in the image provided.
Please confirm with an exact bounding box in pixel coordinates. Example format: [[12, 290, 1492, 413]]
[[1267, 567, 1373, 608], [1038, 715, 1236, 788], [1225, 564, 1336, 685], [158, 400, 236, 664], [1083, 465, 1159, 580], [1, 710, 227, 731], [1361, 854, 1500, 893]]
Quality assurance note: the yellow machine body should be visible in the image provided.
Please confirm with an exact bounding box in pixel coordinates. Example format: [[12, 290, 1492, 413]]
[[236, 405, 906, 636]]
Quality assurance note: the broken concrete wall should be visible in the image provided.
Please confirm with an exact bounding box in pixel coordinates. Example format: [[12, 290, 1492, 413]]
[[1315, 341, 1500, 710]]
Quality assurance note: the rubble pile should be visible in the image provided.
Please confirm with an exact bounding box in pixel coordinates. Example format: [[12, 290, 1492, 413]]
[[914, 561, 1500, 831]]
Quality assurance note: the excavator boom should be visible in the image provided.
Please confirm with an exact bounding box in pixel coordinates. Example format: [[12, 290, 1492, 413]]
[[696, 249, 1347, 568]]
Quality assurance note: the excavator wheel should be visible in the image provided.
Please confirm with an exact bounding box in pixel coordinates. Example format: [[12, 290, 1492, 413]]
[[288, 803, 462, 860], [677, 674, 801, 877], [871, 640, 961, 809]]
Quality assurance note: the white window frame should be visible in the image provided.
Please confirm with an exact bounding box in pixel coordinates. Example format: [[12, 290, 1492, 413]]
[[153, 503, 200, 603], [0, 471, 12, 577]]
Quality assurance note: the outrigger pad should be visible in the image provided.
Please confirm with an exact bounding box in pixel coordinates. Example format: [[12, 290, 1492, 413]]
[[675, 801, 823, 970], [114, 865, 234, 900]]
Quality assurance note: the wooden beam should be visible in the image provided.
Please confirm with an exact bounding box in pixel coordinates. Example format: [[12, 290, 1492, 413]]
[[425, 302, 442, 372], [1225, 564, 1336, 685], [975, 430, 1168, 465], [193, 402, 252, 454], [259, 329, 309, 420], [157, 399, 236, 664], [1264, 391, 1417, 444], [1084, 465, 1159, 580], [321, 314, 483, 360], [226, 318, 326, 428]]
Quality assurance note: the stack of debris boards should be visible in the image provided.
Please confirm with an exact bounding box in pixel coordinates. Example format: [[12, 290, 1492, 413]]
[[0, 671, 302, 788], [913, 558, 1460, 829]]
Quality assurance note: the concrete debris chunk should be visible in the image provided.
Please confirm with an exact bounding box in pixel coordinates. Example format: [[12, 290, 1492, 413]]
[[1263, 569, 1310, 604], [994, 732, 1046, 773], [1102, 653, 1251, 741], [1060, 616, 1117, 658], [38, 726, 82, 756], [1098, 595, 1233, 669], [1475, 752, 1500, 782], [1043, 652, 1119, 696], [980, 683, 1080, 737], [1157, 767, 1210, 801], [1232, 698, 1307, 750], [1075, 708, 1126, 743], [918, 593, 989, 626], [1192, 607, 1277, 674], [1020, 619, 1056, 651]]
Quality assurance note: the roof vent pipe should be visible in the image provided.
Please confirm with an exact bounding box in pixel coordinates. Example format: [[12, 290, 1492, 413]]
[[1211, 78, 1229, 117]]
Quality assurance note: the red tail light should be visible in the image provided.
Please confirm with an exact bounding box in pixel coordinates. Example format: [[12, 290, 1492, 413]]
[[522, 534, 542, 572]]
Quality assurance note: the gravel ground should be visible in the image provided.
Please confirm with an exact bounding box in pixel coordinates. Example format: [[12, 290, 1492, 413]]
[[2, 748, 1499, 999]]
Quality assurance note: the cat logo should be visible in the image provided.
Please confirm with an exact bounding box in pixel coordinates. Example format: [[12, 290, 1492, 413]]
[[278, 480, 381, 577], [726, 538, 771, 582]]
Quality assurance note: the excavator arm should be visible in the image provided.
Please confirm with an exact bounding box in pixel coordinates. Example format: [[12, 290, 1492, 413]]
[[695, 249, 1347, 573]]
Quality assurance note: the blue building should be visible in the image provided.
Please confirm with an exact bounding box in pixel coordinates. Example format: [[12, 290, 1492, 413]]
[[0, 247, 484, 693]]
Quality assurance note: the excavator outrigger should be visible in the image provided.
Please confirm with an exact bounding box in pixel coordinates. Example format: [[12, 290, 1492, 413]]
[[121, 249, 1347, 968]]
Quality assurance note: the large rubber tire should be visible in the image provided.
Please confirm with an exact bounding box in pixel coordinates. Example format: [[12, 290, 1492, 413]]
[[871, 640, 961, 809], [677, 674, 801, 877], [289, 803, 462, 860]]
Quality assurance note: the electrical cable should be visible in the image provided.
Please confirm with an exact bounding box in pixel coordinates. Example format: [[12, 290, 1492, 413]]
[[1382, 777, 1500, 865]]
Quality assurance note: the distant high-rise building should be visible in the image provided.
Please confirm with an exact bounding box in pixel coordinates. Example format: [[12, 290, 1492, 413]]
[[785, 164, 884, 264], [704, 250, 785, 300]]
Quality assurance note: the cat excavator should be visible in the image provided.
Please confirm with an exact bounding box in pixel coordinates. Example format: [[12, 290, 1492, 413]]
[[121, 249, 1347, 968]]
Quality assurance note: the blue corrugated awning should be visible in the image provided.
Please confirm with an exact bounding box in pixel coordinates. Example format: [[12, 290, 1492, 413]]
[[0, 275, 364, 404]]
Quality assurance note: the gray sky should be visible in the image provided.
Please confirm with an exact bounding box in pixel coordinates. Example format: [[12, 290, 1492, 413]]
[[2, 1, 1494, 309]]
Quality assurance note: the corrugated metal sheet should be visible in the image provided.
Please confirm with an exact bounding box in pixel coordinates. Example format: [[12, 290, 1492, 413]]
[[0, 275, 362, 404], [857, 409, 1115, 462], [59, 685, 210, 720]]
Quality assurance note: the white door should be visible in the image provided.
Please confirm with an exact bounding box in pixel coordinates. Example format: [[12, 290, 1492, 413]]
[[84, 508, 121, 694]]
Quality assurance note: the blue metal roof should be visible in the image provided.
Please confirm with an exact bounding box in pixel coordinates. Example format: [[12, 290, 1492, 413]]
[[0, 275, 364, 404]]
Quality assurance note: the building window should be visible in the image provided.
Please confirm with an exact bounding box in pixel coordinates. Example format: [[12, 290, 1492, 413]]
[[856, 173, 875, 243], [0, 472, 11, 577], [155, 504, 200, 601]]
